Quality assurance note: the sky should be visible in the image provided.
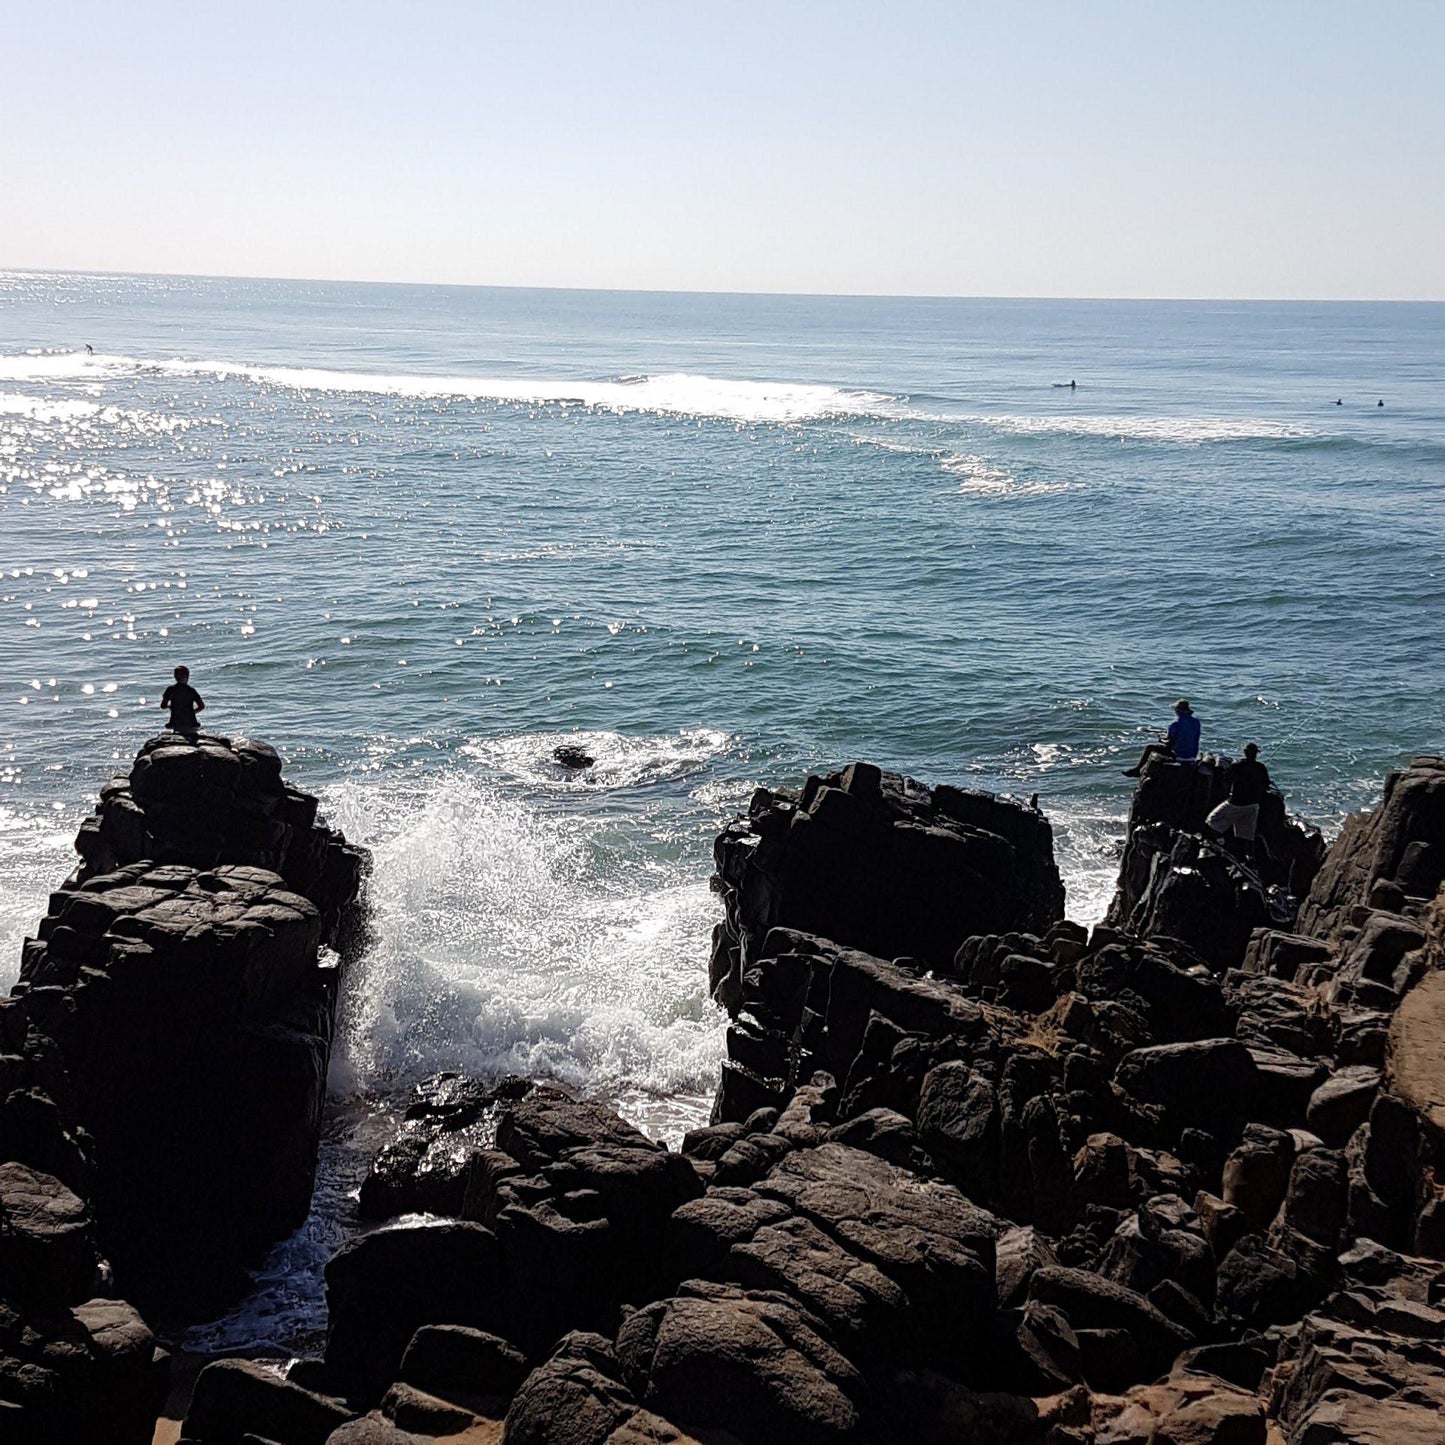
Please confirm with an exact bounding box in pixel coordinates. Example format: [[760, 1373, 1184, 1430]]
[[3, 1, 1443, 300]]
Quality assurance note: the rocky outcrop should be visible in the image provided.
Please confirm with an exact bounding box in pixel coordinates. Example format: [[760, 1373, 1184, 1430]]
[[710, 763, 1064, 1011], [1296, 756, 1445, 944], [72, 731, 366, 946], [1, 734, 367, 1435], [14, 862, 342, 1305], [1107, 756, 1325, 971], [31, 749, 1445, 1445]]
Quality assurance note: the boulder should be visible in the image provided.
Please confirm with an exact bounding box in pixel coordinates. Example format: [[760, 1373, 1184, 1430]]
[[325, 1220, 506, 1399], [0, 1162, 102, 1309], [183, 1357, 353, 1445], [614, 1280, 871, 1445], [399, 1324, 529, 1403], [1297, 756, 1445, 944], [0, 1294, 168, 1444], [711, 765, 1063, 1006], [1027, 1266, 1193, 1380]]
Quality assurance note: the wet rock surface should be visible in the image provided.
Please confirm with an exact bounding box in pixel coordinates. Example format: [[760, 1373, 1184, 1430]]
[[1, 734, 367, 1438]]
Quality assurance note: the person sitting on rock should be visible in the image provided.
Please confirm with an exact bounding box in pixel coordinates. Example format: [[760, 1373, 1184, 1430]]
[[1123, 698, 1200, 777], [160, 665, 205, 735], [1206, 743, 1270, 852]]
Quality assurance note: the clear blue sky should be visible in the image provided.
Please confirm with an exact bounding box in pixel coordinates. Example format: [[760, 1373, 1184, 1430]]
[[4, 1, 1442, 298]]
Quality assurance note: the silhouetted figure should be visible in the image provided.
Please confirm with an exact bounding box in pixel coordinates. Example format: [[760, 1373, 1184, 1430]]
[[1336, 399, 1342, 405], [1123, 698, 1200, 777], [85, 344, 94, 355], [1378, 400, 1385, 407], [1207, 743, 1270, 857], [160, 665, 205, 735], [1069, 379, 1076, 390]]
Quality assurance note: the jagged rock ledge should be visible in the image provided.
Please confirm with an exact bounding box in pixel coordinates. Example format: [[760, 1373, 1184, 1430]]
[[10, 747, 1445, 1445], [1, 733, 368, 1441]]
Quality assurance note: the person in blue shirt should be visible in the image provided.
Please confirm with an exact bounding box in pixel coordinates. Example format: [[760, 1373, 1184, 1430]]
[[1123, 698, 1200, 777]]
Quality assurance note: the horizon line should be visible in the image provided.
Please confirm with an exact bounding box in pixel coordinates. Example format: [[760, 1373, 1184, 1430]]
[[2, 264, 1441, 308]]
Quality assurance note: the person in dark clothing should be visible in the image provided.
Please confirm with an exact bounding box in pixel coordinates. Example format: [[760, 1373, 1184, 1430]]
[[160, 666, 205, 734], [1207, 743, 1270, 842], [1123, 699, 1201, 777]]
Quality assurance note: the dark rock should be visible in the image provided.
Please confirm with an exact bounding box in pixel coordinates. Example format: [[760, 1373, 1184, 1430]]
[[614, 1280, 871, 1444], [398, 1324, 528, 1402], [0, 1294, 168, 1444], [1099, 1371, 1267, 1444], [915, 1062, 998, 1198], [1297, 756, 1445, 942], [1114, 1037, 1258, 1133], [325, 1415, 434, 1444], [1271, 1148, 1349, 1251], [1027, 1265, 1192, 1379], [183, 1358, 352, 1445], [1215, 1233, 1323, 1328], [1012, 1299, 1082, 1392], [1242, 928, 1335, 981], [501, 1332, 641, 1445], [1222, 1124, 1297, 1232], [1108, 758, 1321, 971], [324, 1220, 504, 1399], [1076, 1326, 1143, 1394], [995, 1224, 1061, 1310], [710, 765, 1063, 1004], [1176, 1338, 1272, 1392], [380, 1380, 478, 1434], [822, 1108, 927, 1169], [553, 746, 595, 770], [753, 1144, 999, 1357], [1306, 1066, 1381, 1147], [0, 1162, 102, 1309]]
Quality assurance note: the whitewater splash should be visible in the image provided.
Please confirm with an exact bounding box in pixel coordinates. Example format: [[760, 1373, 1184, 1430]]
[[321, 731, 732, 1106]]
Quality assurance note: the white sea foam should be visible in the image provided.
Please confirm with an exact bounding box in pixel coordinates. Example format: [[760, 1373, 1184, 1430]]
[[959, 412, 1317, 444], [460, 726, 734, 791], [319, 748, 728, 1105], [941, 452, 1074, 497]]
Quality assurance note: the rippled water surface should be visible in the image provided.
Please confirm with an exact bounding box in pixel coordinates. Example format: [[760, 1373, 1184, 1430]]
[[2, 273, 1441, 1344]]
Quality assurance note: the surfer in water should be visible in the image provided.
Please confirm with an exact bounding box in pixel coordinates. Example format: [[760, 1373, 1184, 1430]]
[[85, 344, 94, 355]]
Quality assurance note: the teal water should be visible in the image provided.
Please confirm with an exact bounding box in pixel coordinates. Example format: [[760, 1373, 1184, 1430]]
[[2, 272, 1443, 1118]]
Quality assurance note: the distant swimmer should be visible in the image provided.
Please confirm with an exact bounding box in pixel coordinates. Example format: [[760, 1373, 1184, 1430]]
[[1070, 379, 1076, 390], [1335, 399, 1342, 406], [1378, 399, 1385, 407], [160, 665, 205, 735]]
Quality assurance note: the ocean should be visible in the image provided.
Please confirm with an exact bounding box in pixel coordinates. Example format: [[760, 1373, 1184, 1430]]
[[1, 271, 1441, 1345]]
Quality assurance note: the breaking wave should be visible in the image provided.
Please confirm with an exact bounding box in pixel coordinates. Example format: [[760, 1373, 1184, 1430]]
[[0, 350, 896, 425]]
